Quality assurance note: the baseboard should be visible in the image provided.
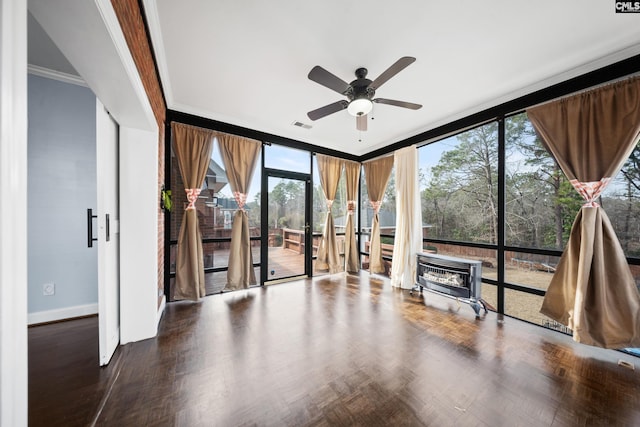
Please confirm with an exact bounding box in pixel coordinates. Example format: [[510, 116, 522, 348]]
[[28, 303, 98, 325], [156, 295, 166, 329]]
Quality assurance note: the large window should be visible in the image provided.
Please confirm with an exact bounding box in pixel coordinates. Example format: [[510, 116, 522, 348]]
[[360, 163, 395, 272], [312, 156, 347, 274], [169, 136, 262, 296], [419, 122, 499, 244], [506, 112, 640, 257], [418, 122, 499, 292], [504, 113, 640, 329]]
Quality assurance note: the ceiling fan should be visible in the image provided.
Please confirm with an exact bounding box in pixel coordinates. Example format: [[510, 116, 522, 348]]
[[306, 56, 422, 131]]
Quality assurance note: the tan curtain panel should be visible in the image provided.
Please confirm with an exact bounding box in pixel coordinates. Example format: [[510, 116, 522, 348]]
[[363, 155, 394, 274], [390, 146, 423, 289], [315, 154, 344, 274], [216, 133, 261, 290], [344, 160, 361, 274], [527, 76, 640, 348], [172, 123, 216, 301]]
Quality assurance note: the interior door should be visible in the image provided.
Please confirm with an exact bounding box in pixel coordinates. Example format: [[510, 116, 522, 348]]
[[263, 171, 311, 283], [96, 99, 120, 366]]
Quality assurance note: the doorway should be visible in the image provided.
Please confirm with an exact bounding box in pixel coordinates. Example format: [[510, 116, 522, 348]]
[[262, 170, 311, 284], [26, 74, 121, 366]]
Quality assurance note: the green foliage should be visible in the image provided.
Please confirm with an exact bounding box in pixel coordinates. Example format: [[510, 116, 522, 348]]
[[555, 179, 583, 243], [161, 188, 172, 212], [269, 179, 305, 230], [422, 122, 499, 244], [380, 236, 394, 245]]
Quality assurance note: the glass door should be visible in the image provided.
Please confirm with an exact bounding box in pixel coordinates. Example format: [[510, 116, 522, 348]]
[[262, 171, 311, 283]]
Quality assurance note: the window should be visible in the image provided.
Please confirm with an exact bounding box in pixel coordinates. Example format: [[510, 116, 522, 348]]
[[312, 156, 348, 275], [360, 164, 395, 272], [419, 122, 499, 244], [169, 135, 262, 297], [264, 144, 310, 173], [505, 113, 580, 250]]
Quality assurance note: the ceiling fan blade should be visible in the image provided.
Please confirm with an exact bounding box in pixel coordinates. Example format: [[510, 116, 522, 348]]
[[373, 98, 422, 110], [356, 114, 368, 131], [307, 100, 349, 121], [370, 57, 416, 90], [308, 66, 351, 95]]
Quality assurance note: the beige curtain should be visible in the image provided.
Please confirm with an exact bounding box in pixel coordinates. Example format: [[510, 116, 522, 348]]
[[527, 76, 640, 348], [315, 154, 344, 274], [344, 160, 361, 273], [172, 123, 216, 301], [390, 146, 422, 289], [216, 133, 261, 290], [363, 155, 394, 274]]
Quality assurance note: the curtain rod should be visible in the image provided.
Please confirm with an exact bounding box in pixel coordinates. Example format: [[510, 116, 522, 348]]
[[527, 72, 640, 111]]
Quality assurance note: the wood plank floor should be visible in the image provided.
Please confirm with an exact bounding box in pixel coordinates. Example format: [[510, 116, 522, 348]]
[[30, 273, 640, 426], [28, 316, 121, 426]]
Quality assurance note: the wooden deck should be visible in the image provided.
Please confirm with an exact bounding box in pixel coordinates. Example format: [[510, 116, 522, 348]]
[[197, 246, 307, 295], [29, 273, 640, 426], [267, 246, 306, 281]]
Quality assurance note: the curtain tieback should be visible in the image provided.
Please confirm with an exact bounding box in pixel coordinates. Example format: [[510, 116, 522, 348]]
[[326, 199, 334, 210], [185, 188, 201, 210], [347, 200, 357, 214], [570, 178, 611, 207], [370, 200, 382, 213], [233, 191, 247, 211]]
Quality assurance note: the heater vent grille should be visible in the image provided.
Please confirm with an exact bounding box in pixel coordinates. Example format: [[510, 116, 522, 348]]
[[412, 253, 487, 316]]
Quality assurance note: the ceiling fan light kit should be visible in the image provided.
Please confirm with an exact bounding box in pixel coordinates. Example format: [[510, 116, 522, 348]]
[[307, 56, 422, 132], [347, 98, 373, 116]]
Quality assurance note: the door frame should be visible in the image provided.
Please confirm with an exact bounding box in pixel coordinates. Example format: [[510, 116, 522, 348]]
[[261, 168, 312, 284]]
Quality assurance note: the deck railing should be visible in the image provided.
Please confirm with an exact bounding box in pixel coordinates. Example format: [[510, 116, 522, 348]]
[[279, 228, 345, 256]]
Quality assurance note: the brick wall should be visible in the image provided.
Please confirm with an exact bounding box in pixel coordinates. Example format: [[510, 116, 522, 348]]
[[111, 0, 167, 307]]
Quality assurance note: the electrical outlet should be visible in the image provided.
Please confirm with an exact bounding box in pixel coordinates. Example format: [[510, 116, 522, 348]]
[[43, 283, 55, 296]]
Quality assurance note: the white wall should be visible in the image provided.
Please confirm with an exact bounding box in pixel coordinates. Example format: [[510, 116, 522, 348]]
[[119, 126, 160, 343], [27, 74, 98, 323], [0, 0, 28, 424]]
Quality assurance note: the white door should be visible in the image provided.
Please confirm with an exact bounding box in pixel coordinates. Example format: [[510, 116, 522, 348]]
[[96, 99, 120, 366]]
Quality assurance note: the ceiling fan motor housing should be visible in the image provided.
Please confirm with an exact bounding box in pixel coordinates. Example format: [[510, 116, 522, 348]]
[[348, 67, 375, 101]]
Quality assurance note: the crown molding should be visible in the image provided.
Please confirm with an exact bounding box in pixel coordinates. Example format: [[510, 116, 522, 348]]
[[27, 64, 87, 87]]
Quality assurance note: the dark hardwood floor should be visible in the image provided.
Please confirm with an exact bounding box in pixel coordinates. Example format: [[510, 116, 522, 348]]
[[28, 315, 121, 426], [29, 273, 640, 426]]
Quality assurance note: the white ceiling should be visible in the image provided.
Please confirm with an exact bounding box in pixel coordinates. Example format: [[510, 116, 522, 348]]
[[143, 0, 640, 156], [30, 0, 640, 157]]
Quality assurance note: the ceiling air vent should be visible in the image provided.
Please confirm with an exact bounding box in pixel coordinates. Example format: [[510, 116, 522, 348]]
[[292, 120, 312, 130]]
